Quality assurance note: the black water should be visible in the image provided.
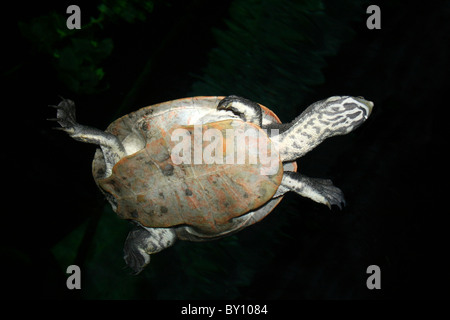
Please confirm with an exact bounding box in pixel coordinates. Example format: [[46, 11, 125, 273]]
[[1, 0, 447, 301]]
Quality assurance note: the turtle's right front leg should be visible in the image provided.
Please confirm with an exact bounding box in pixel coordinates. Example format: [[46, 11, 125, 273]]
[[276, 171, 346, 209], [49, 98, 126, 176]]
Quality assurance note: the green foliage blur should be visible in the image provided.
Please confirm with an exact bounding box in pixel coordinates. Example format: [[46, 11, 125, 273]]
[[19, 0, 154, 93]]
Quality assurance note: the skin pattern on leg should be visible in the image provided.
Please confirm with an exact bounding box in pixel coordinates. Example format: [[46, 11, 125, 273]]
[[123, 225, 177, 274], [49, 99, 126, 176], [277, 172, 345, 209]]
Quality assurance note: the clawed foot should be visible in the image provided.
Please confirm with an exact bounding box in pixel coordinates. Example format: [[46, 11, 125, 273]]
[[123, 227, 151, 275], [217, 95, 246, 116], [123, 245, 150, 275], [282, 172, 346, 210], [48, 98, 78, 134], [217, 95, 262, 126], [309, 178, 346, 210]]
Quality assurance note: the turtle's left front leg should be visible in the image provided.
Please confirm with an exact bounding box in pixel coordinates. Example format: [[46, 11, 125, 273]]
[[217, 95, 263, 126], [275, 171, 346, 209]]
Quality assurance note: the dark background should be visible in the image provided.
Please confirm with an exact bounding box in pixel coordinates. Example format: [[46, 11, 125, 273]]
[[1, 0, 446, 300]]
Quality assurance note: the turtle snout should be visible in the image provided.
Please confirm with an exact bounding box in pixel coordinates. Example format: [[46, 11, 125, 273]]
[[354, 96, 374, 119]]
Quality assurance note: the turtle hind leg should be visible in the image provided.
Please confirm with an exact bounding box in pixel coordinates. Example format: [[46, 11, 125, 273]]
[[49, 99, 125, 153], [123, 225, 177, 274], [49, 98, 126, 176], [279, 171, 346, 209], [217, 95, 263, 127]]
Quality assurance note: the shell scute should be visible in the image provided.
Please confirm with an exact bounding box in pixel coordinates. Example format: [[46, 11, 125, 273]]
[[98, 118, 282, 233], [92, 97, 295, 236]]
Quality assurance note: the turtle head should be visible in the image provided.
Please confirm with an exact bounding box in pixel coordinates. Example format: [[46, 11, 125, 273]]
[[315, 96, 374, 135]]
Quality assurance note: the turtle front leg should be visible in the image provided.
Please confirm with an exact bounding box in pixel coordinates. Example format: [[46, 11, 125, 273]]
[[276, 172, 346, 209], [273, 96, 373, 161], [49, 98, 126, 177], [217, 95, 263, 127], [123, 225, 177, 274]]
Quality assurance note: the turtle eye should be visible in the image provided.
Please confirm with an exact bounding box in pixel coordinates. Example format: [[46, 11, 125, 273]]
[[325, 96, 343, 103]]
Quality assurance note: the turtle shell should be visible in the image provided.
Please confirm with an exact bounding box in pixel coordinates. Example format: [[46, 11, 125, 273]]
[[92, 97, 295, 235]]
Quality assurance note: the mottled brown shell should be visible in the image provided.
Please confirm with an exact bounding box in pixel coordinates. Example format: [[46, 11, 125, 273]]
[[92, 97, 294, 235]]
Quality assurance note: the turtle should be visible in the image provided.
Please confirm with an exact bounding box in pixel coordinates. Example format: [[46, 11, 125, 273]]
[[50, 95, 373, 273]]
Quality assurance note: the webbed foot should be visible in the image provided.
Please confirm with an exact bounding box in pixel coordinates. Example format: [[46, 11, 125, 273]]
[[48, 98, 79, 134], [123, 226, 177, 274], [281, 172, 346, 209], [48, 97, 127, 175], [217, 95, 262, 126], [124, 227, 152, 275]]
